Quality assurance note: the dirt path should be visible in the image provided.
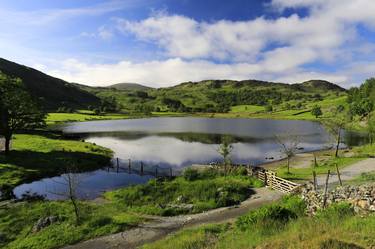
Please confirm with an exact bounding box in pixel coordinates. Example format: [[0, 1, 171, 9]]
[[316, 158, 375, 186], [62, 188, 283, 249]]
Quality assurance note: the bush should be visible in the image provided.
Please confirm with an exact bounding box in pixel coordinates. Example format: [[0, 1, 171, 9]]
[[183, 168, 200, 181], [320, 239, 364, 249], [236, 204, 298, 230], [316, 202, 354, 220]]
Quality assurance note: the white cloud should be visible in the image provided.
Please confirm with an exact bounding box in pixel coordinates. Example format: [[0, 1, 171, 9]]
[[5, 0, 375, 88], [47, 57, 353, 87], [0, 0, 149, 26]]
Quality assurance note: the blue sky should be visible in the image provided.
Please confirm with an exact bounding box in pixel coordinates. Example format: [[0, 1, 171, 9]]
[[0, 0, 375, 88]]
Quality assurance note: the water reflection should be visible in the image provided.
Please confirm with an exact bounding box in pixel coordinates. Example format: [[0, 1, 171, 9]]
[[14, 118, 367, 200]]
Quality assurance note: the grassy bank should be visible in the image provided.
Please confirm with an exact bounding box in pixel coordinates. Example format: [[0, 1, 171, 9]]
[[105, 168, 263, 216], [143, 196, 375, 249], [276, 156, 364, 182], [0, 200, 143, 249], [46, 111, 131, 125], [0, 132, 112, 195], [0, 168, 263, 248]]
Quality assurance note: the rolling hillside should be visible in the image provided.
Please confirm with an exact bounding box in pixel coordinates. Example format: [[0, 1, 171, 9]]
[[80, 78, 346, 114], [0, 58, 101, 110], [0, 58, 347, 114], [109, 83, 152, 91]]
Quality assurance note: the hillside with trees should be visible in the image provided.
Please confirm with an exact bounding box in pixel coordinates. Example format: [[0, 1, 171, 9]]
[[80, 79, 346, 114], [0, 58, 101, 111]]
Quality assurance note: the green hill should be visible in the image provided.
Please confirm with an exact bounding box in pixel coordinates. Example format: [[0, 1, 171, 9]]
[[0, 58, 101, 110], [108, 83, 152, 91], [0, 58, 346, 114], [79, 79, 346, 114]]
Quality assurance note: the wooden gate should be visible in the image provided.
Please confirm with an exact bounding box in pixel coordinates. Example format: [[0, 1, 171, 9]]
[[253, 167, 301, 194]]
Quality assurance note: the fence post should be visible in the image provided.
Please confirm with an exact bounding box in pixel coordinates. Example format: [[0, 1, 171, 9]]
[[323, 170, 330, 208], [116, 158, 119, 173], [314, 153, 318, 167], [264, 169, 268, 186], [335, 163, 342, 186], [312, 171, 317, 191], [128, 160, 132, 173]]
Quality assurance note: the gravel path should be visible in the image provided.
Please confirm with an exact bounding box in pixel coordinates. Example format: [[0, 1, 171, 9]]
[[316, 158, 375, 186], [62, 188, 283, 249]]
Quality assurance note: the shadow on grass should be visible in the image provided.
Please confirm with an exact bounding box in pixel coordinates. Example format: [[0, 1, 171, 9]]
[[0, 150, 111, 188]]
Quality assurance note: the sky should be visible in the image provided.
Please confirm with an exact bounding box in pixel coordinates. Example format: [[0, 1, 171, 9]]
[[1, 0, 375, 88]]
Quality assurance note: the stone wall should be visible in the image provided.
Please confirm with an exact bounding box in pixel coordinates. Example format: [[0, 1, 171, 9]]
[[301, 183, 375, 215]]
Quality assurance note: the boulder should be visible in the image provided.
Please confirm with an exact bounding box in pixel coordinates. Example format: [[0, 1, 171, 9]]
[[32, 216, 59, 233]]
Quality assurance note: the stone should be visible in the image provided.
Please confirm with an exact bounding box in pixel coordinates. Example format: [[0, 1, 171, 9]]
[[32, 216, 59, 233], [176, 195, 187, 203]]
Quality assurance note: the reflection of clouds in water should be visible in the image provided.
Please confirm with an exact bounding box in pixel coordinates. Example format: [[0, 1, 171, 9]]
[[87, 136, 220, 166], [86, 135, 306, 167]]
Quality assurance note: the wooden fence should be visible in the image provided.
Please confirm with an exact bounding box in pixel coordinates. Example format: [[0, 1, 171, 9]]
[[251, 167, 301, 194], [110, 158, 179, 178]]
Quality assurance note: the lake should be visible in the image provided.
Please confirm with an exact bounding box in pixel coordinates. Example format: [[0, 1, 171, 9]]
[[13, 117, 367, 200]]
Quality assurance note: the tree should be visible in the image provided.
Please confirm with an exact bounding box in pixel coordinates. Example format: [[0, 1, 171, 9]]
[[324, 108, 347, 157], [49, 165, 81, 225], [368, 113, 375, 144], [265, 105, 273, 113], [311, 105, 323, 118], [217, 136, 233, 174], [0, 73, 46, 154], [276, 134, 300, 174]]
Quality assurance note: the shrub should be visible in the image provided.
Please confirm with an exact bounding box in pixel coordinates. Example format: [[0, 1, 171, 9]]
[[183, 168, 200, 181], [236, 204, 298, 230], [316, 202, 354, 220], [320, 239, 364, 249]]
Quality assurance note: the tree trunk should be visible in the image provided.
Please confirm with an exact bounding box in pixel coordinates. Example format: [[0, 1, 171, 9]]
[[335, 129, 341, 158], [4, 134, 11, 155], [70, 196, 80, 225], [287, 157, 290, 174]]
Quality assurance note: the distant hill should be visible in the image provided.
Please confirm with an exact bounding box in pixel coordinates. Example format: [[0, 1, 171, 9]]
[[0, 58, 100, 110], [108, 83, 152, 91], [0, 58, 346, 113], [295, 80, 345, 92], [80, 78, 347, 113]]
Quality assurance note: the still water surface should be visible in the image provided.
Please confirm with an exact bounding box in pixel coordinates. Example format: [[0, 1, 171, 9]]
[[13, 117, 366, 199]]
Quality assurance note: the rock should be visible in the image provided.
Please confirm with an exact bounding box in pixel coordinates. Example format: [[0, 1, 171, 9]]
[[167, 204, 194, 212], [32, 216, 59, 233], [300, 183, 375, 215], [176, 195, 187, 203]]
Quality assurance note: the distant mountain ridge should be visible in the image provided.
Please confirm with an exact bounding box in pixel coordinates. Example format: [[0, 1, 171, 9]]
[[0, 57, 346, 113], [0, 58, 100, 110], [108, 83, 152, 91]]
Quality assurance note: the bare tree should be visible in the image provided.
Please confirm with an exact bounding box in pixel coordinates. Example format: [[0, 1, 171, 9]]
[[324, 109, 348, 157], [217, 136, 233, 174], [276, 134, 300, 174], [49, 165, 81, 225]]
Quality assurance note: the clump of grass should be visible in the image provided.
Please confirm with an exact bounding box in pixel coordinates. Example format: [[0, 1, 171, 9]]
[[105, 168, 263, 216], [143, 196, 375, 249], [0, 200, 143, 249]]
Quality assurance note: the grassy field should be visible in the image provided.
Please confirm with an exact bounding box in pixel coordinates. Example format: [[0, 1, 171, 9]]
[[0, 200, 143, 249], [46, 111, 131, 125], [0, 168, 263, 248], [142, 196, 375, 249], [276, 156, 364, 182], [0, 133, 112, 195], [105, 168, 263, 216]]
